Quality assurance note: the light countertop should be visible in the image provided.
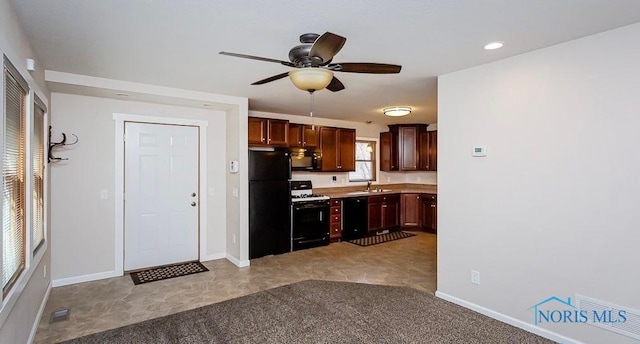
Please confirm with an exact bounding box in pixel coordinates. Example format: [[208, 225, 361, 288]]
[[315, 183, 437, 199]]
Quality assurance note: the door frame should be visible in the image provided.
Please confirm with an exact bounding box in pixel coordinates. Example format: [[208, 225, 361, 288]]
[[113, 113, 208, 276]]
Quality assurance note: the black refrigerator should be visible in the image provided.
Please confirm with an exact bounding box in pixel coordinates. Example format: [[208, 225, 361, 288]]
[[249, 150, 291, 259]]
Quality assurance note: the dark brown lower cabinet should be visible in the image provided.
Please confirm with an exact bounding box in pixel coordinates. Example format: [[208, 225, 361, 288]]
[[368, 194, 400, 233], [401, 194, 422, 228], [421, 194, 437, 233], [330, 198, 343, 241]]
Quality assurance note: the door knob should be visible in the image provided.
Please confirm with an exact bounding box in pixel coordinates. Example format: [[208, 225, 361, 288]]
[[191, 202, 197, 207], [191, 192, 196, 197]]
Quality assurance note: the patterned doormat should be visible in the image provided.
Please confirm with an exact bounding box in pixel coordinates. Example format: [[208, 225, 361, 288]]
[[347, 231, 416, 247], [130, 261, 209, 285]]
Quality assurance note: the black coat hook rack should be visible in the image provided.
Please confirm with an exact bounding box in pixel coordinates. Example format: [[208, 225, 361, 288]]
[[48, 126, 78, 162]]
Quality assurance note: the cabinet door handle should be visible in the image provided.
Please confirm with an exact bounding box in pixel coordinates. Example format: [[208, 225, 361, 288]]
[[382, 205, 387, 208], [303, 141, 306, 145], [417, 196, 420, 199], [431, 204, 436, 208]]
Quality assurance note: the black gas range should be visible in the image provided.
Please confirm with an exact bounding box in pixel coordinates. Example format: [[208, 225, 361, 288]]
[[290, 180, 330, 251]]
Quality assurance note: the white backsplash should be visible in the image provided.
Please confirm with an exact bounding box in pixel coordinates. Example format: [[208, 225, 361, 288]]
[[293, 170, 437, 188]]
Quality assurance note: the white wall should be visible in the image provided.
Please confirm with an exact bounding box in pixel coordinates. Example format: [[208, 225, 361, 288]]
[[250, 110, 437, 187], [437, 23, 640, 343], [50, 93, 228, 282], [0, 0, 51, 342]]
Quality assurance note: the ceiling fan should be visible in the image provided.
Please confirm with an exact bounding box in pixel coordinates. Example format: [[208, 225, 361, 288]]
[[219, 32, 402, 92]]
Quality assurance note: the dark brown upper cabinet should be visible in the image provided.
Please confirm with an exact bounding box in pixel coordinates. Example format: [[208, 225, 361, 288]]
[[248, 117, 289, 147], [419, 130, 437, 171], [319, 126, 356, 172], [288, 123, 319, 148], [381, 124, 436, 171]]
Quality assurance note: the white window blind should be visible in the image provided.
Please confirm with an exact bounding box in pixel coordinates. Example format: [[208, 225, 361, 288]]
[[32, 96, 45, 254], [2, 56, 28, 295]]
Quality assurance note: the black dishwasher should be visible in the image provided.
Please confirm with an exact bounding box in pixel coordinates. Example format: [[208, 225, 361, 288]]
[[343, 196, 368, 240]]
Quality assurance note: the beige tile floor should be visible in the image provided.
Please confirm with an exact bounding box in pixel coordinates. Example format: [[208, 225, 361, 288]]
[[34, 231, 436, 343]]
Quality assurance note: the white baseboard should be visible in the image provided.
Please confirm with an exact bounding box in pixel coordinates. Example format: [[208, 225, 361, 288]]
[[435, 291, 582, 344], [225, 253, 250, 267], [52, 270, 116, 287], [27, 281, 52, 344], [200, 253, 226, 262]]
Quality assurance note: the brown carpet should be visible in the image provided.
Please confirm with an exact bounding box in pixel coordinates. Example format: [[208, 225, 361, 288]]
[[59, 280, 553, 344]]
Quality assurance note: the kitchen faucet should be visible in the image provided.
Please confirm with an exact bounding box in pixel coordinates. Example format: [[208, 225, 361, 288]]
[[366, 181, 371, 191]]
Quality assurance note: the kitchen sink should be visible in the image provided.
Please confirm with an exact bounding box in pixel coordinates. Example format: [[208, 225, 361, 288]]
[[345, 189, 393, 195]]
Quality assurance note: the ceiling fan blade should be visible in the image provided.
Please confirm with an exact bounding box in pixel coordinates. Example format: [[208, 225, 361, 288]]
[[251, 72, 290, 85], [309, 32, 346, 64], [220, 52, 294, 67], [330, 63, 402, 74], [326, 76, 345, 92]]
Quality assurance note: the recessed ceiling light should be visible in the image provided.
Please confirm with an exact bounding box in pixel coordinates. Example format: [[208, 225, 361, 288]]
[[115, 93, 129, 97], [484, 42, 504, 50]]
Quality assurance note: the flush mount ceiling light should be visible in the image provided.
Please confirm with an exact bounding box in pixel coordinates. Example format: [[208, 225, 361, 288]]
[[288, 68, 334, 92], [383, 106, 412, 117], [484, 41, 504, 50]]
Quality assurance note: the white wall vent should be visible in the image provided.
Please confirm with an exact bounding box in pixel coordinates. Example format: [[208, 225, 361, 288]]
[[576, 294, 640, 341]]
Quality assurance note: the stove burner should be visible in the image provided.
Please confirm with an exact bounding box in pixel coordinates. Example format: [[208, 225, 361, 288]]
[[292, 194, 327, 199]]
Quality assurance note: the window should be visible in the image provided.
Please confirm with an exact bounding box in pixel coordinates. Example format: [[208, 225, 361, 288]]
[[32, 96, 46, 255], [349, 140, 376, 182], [2, 56, 28, 295]]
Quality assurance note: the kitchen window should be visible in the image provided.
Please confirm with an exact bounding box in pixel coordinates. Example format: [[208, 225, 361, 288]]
[[349, 140, 376, 182], [2, 56, 28, 296]]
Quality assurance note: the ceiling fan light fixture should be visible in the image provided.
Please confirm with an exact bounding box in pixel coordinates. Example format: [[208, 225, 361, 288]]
[[288, 68, 334, 92], [383, 106, 412, 117]]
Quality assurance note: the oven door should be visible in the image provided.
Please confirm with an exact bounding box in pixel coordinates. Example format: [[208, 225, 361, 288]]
[[291, 201, 330, 251]]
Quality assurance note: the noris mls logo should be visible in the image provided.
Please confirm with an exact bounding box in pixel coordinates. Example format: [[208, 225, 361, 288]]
[[528, 296, 627, 326]]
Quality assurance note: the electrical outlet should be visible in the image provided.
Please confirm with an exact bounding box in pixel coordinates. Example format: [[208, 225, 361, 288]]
[[232, 234, 236, 244], [471, 270, 480, 285], [44, 265, 47, 278], [232, 188, 239, 198], [386, 177, 391, 182], [100, 189, 108, 199]]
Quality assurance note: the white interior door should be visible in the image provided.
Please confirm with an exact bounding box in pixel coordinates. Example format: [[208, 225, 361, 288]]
[[124, 122, 199, 271]]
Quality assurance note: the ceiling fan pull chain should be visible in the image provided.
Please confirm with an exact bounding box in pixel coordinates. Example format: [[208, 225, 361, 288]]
[[309, 91, 315, 130]]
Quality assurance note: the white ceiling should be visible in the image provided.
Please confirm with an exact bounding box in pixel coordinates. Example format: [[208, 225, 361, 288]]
[[10, 0, 640, 125]]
